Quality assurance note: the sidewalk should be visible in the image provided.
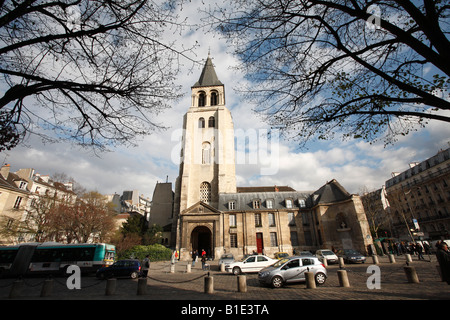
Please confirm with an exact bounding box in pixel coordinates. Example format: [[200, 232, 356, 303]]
[[0, 254, 448, 301]]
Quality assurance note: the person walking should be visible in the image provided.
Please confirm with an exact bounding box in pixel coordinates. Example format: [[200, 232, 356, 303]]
[[192, 250, 198, 267], [201, 253, 207, 271], [436, 242, 450, 285], [415, 243, 425, 260], [142, 255, 150, 277]]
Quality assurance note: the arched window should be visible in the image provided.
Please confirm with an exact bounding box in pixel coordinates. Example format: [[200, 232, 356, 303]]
[[198, 92, 206, 107], [210, 91, 218, 106], [208, 116, 215, 128], [200, 182, 211, 204], [202, 142, 211, 164], [198, 117, 205, 128]]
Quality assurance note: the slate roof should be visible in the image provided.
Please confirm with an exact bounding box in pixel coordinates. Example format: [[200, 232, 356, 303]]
[[192, 56, 223, 87], [218, 180, 352, 211]]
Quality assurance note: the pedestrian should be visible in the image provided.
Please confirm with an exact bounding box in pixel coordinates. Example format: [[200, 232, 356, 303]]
[[142, 255, 150, 277], [201, 254, 207, 271], [415, 243, 425, 260], [201, 248, 206, 258], [192, 250, 198, 267], [436, 242, 450, 285]]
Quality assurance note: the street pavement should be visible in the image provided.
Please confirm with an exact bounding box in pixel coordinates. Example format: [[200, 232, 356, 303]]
[[0, 254, 447, 302]]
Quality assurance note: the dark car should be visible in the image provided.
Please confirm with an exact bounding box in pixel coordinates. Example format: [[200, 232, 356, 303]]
[[337, 249, 366, 264], [96, 259, 142, 279]]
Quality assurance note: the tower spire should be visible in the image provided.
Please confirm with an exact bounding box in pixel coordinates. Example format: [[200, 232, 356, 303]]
[[193, 54, 223, 87]]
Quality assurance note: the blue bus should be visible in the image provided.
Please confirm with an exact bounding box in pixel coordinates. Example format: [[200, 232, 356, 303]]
[[0, 242, 115, 277]]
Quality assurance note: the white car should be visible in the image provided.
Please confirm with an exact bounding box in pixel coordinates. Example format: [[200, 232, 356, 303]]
[[315, 249, 339, 264], [225, 255, 277, 275]]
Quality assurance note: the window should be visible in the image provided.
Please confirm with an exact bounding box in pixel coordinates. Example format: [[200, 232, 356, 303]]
[[228, 201, 236, 210], [200, 182, 211, 203], [208, 116, 215, 128], [298, 199, 306, 208], [286, 259, 300, 269], [290, 231, 299, 246], [270, 232, 278, 247], [266, 199, 273, 209], [202, 142, 211, 164], [255, 213, 262, 227], [302, 258, 314, 266], [14, 196, 23, 209], [268, 213, 276, 227], [285, 199, 293, 208], [257, 256, 268, 262], [198, 92, 206, 107], [288, 212, 296, 226], [230, 233, 238, 248], [229, 214, 236, 228], [198, 117, 205, 128], [19, 181, 27, 190], [211, 91, 218, 105], [252, 199, 261, 209]]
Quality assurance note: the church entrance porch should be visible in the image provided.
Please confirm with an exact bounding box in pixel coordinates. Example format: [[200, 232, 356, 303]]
[[191, 226, 213, 258]]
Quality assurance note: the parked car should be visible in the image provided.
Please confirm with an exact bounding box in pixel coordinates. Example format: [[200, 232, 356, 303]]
[[96, 259, 142, 279], [337, 249, 366, 263], [225, 255, 277, 275], [274, 252, 289, 260], [219, 253, 235, 266], [298, 251, 314, 257], [315, 249, 339, 264], [258, 256, 327, 288]]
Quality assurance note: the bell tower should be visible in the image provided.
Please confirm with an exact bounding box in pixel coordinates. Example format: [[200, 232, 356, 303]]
[[171, 55, 237, 251]]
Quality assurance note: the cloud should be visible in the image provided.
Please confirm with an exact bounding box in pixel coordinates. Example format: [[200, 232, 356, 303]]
[[3, 0, 449, 201]]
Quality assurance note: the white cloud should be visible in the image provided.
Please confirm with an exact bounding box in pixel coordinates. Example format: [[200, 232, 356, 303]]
[[3, 0, 450, 200]]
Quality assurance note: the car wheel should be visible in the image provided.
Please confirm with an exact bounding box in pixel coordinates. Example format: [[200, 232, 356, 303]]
[[271, 276, 284, 288], [130, 271, 139, 279], [232, 267, 241, 275], [315, 272, 326, 285]]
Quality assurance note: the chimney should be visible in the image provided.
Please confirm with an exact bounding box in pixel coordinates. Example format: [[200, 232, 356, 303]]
[[274, 185, 279, 192], [0, 164, 11, 179]]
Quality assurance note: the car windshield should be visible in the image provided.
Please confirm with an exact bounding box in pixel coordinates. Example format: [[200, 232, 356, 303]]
[[221, 254, 233, 259], [277, 253, 288, 257], [322, 251, 335, 255], [272, 258, 289, 268], [344, 250, 360, 255]]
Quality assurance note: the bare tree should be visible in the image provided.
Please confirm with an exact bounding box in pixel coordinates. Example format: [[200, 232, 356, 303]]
[[207, 0, 450, 146], [0, 0, 195, 151]]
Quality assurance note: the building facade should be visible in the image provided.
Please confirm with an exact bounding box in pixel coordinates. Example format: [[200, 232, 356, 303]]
[[166, 55, 373, 261], [384, 148, 450, 241]]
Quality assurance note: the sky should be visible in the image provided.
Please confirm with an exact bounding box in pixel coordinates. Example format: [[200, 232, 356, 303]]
[[2, 1, 450, 199]]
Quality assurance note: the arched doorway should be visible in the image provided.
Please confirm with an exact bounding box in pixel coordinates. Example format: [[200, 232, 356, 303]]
[[191, 226, 212, 258]]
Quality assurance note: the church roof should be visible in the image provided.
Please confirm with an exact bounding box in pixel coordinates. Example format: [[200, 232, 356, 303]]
[[311, 179, 352, 205], [192, 56, 223, 87]]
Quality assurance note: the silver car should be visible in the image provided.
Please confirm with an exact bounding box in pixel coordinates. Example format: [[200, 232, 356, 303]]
[[258, 256, 327, 288]]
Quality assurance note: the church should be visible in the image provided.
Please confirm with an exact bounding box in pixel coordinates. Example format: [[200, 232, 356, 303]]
[[150, 55, 373, 261]]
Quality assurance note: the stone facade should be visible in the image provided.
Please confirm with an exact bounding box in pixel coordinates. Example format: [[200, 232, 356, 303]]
[[167, 55, 373, 261]]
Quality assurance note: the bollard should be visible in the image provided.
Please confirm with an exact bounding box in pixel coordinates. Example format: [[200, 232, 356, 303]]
[[372, 255, 379, 265], [404, 266, 419, 283], [405, 254, 412, 263], [9, 279, 23, 299], [388, 254, 396, 263], [170, 264, 175, 273], [337, 270, 350, 287], [40, 279, 54, 297], [204, 275, 214, 294], [186, 264, 191, 273], [338, 257, 345, 269], [237, 275, 247, 293], [322, 258, 328, 267], [105, 278, 116, 296], [137, 277, 147, 295], [220, 263, 225, 272], [305, 272, 316, 289]]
